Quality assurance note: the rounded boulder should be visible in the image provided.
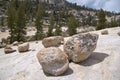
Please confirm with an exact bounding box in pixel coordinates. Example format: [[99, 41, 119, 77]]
[[18, 43, 29, 52], [101, 30, 108, 35], [37, 47, 69, 76], [4, 45, 16, 54], [42, 36, 64, 48], [64, 33, 99, 62]]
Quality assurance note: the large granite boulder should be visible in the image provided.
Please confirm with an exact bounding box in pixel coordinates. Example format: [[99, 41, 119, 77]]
[[42, 36, 64, 48], [37, 47, 69, 76], [4, 45, 16, 54], [18, 43, 29, 52], [64, 33, 99, 62]]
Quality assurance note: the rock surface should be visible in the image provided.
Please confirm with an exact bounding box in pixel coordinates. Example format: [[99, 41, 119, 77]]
[[18, 43, 29, 52], [64, 33, 99, 62], [0, 27, 120, 80], [37, 47, 69, 76], [42, 36, 64, 47]]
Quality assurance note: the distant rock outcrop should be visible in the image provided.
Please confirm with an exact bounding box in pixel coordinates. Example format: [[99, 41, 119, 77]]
[[42, 36, 64, 48], [18, 43, 29, 52], [41, 0, 65, 5], [37, 47, 69, 76], [64, 33, 99, 62]]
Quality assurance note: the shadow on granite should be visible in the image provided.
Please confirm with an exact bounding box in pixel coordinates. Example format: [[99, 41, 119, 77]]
[[44, 67, 73, 77], [79, 52, 109, 66]]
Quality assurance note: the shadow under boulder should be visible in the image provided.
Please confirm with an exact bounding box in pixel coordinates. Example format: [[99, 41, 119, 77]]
[[79, 52, 109, 66], [45, 67, 73, 77]]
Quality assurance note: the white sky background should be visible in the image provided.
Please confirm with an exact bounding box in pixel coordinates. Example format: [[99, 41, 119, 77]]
[[67, 0, 120, 12]]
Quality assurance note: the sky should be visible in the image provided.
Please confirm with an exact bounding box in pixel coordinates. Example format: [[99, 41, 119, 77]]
[[67, 0, 120, 13]]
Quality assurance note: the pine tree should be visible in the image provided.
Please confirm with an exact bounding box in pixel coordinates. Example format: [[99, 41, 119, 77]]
[[0, 16, 4, 27], [54, 11, 62, 36], [35, 3, 45, 40], [47, 13, 54, 37], [7, 0, 16, 43], [67, 14, 78, 36], [25, 0, 34, 22], [86, 13, 92, 26], [55, 25, 62, 36], [15, 4, 26, 42], [110, 18, 117, 27], [91, 20, 97, 26], [117, 17, 120, 26], [96, 9, 106, 30]]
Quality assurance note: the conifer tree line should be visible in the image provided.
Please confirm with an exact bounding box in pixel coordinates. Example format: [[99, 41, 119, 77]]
[[96, 9, 119, 30], [1, 0, 120, 43], [7, 0, 26, 43], [96, 9, 106, 30], [6, 0, 80, 43]]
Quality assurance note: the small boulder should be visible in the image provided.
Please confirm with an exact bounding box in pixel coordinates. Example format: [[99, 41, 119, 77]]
[[101, 30, 108, 35], [5, 45, 12, 49], [37, 47, 69, 76], [0, 43, 6, 48], [18, 43, 29, 52], [64, 33, 99, 62], [4, 45, 16, 54], [117, 32, 120, 36], [42, 36, 64, 48], [0, 43, 3, 48], [19, 41, 23, 44], [12, 41, 19, 46]]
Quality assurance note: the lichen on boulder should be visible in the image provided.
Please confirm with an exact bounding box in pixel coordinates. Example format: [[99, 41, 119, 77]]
[[64, 33, 99, 62]]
